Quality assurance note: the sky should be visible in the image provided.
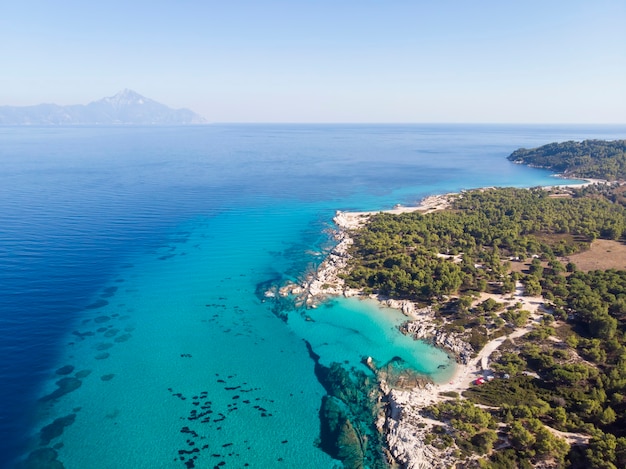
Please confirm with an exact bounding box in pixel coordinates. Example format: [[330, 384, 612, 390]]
[[0, 0, 625, 123]]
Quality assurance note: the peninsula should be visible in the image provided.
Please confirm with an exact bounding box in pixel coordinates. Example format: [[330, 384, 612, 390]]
[[508, 139, 626, 181], [300, 140, 626, 469]]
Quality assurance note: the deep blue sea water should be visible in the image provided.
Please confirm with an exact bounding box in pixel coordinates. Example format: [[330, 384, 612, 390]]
[[1, 124, 625, 468]]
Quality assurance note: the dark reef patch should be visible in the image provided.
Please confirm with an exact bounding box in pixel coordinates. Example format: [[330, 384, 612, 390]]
[[304, 340, 386, 469], [40, 413, 76, 445], [169, 376, 279, 468], [71, 331, 94, 340], [101, 374, 115, 381], [55, 365, 74, 376], [85, 300, 109, 310], [114, 333, 132, 343], [100, 286, 118, 298], [17, 447, 64, 469], [39, 377, 82, 402], [254, 276, 296, 322]]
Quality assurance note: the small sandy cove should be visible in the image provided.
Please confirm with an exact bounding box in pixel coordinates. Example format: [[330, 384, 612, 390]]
[[400, 285, 544, 407], [334, 193, 453, 231]]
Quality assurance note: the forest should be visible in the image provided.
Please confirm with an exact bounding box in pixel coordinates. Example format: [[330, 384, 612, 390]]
[[342, 185, 626, 468], [345, 186, 626, 301], [508, 140, 626, 181]]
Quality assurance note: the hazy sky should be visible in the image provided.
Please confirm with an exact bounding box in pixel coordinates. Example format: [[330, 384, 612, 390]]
[[1, 0, 625, 123]]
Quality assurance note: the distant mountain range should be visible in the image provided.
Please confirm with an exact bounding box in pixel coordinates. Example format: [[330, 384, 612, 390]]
[[0, 89, 207, 125]]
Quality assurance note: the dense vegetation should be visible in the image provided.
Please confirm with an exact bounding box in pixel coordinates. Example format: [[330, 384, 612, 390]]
[[342, 185, 626, 468], [466, 267, 626, 468], [345, 187, 626, 302], [508, 140, 626, 181]]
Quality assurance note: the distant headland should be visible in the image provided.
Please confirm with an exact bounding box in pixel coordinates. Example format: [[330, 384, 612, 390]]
[[0, 89, 207, 125], [508, 139, 626, 181]]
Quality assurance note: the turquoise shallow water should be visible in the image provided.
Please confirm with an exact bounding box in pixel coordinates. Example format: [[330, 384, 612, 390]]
[[38, 205, 342, 468], [2, 124, 625, 468], [289, 297, 455, 381], [34, 202, 454, 468]]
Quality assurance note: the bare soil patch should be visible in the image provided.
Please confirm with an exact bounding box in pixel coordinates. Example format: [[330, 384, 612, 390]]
[[507, 239, 626, 274], [565, 239, 626, 271]]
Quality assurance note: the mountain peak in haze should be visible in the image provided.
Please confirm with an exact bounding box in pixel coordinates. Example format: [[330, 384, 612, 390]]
[[100, 88, 146, 105], [0, 90, 207, 125]]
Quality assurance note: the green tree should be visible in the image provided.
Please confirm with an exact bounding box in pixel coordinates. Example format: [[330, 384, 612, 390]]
[[509, 421, 536, 451], [599, 406, 617, 425]]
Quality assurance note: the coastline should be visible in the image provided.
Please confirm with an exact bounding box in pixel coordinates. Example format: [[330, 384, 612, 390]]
[[301, 193, 457, 306], [541, 176, 608, 190], [300, 189, 566, 468], [8, 128, 623, 469]]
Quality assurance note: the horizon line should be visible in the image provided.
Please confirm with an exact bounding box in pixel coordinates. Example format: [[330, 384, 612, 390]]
[[1, 122, 625, 127]]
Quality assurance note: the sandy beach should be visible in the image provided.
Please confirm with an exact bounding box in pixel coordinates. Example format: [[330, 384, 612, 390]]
[[334, 193, 455, 231], [541, 176, 609, 190]]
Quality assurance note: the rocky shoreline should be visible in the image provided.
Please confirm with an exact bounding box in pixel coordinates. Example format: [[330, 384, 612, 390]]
[[278, 193, 550, 469], [299, 194, 472, 363], [288, 195, 476, 468], [286, 193, 457, 307]]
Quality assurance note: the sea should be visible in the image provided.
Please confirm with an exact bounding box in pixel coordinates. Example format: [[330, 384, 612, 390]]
[[1, 124, 624, 468]]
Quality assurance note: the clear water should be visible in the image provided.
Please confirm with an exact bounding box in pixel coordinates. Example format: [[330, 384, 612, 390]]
[[1, 124, 624, 468]]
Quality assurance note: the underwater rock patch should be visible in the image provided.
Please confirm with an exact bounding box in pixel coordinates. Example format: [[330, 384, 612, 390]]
[[319, 396, 364, 468], [40, 413, 76, 445], [72, 330, 94, 340], [94, 352, 110, 360], [85, 299, 109, 310], [39, 378, 82, 402], [100, 286, 118, 298], [55, 365, 74, 376], [94, 316, 111, 324], [169, 378, 279, 468], [103, 328, 119, 338], [114, 333, 132, 343], [101, 374, 115, 381], [74, 370, 91, 379], [96, 342, 113, 351], [105, 409, 120, 419], [17, 447, 64, 469], [305, 341, 383, 468]]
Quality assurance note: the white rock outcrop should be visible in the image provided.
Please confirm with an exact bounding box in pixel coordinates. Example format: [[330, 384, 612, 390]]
[[384, 389, 456, 469]]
